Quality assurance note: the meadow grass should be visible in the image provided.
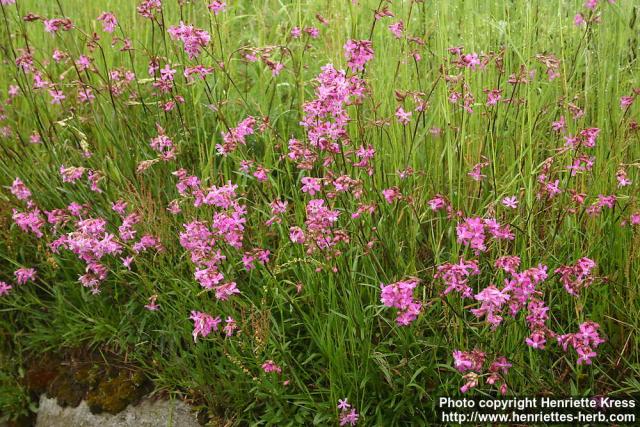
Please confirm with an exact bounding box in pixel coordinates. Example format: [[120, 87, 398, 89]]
[[0, 0, 639, 425]]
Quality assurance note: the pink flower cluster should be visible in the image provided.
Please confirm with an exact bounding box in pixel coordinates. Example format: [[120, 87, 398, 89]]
[[43, 18, 73, 34], [177, 173, 247, 300], [0, 266, 37, 298], [554, 257, 597, 296], [10, 178, 31, 200], [343, 39, 374, 73], [189, 311, 221, 342], [217, 116, 256, 156], [261, 360, 282, 374], [190, 311, 237, 341], [9, 174, 164, 295], [97, 12, 117, 33], [149, 124, 176, 161], [379, 278, 422, 325], [564, 127, 601, 149], [0, 281, 12, 296], [50, 218, 123, 293], [137, 0, 162, 19], [585, 195, 616, 216], [470, 285, 510, 328], [452, 350, 511, 394], [448, 47, 483, 70], [557, 321, 605, 365], [434, 258, 480, 298], [297, 64, 366, 165], [208, 1, 226, 15], [14, 267, 37, 285], [10, 178, 45, 238], [168, 22, 211, 59], [289, 199, 347, 255], [337, 399, 359, 426], [456, 217, 514, 253], [428, 194, 462, 219]]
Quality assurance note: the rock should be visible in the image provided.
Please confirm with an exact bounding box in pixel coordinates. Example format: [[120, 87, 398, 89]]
[[36, 395, 201, 427]]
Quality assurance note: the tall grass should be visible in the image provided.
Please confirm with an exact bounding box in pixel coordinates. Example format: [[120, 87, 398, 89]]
[[1, 0, 639, 424]]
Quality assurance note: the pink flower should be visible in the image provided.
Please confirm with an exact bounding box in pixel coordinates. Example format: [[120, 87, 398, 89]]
[[218, 116, 255, 155], [223, 316, 237, 336], [261, 360, 282, 374], [495, 256, 521, 274], [7, 85, 19, 99], [555, 257, 596, 296], [133, 234, 163, 253], [14, 268, 36, 285], [485, 89, 502, 106], [388, 21, 404, 38], [574, 14, 586, 26], [137, 0, 162, 19], [49, 89, 66, 105], [584, 0, 598, 10], [208, 1, 226, 14], [620, 96, 634, 109], [12, 208, 45, 238], [382, 187, 401, 204], [52, 49, 66, 63], [435, 259, 480, 298], [471, 285, 510, 328], [289, 226, 306, 244], [428, 195, 449, 212], [468, 160, 489, 181], [301, 177, 322, 195], [616, 169, 632, 187], [144, 295, 159, 311], [525, 331, 547, 349], [460, 372, 479, 393], [456, 217, 513, 254], [580, 127, 601, 148], [189, 311, 221, 342], [97, 12, 117, 33], [337, 400, 359, 426], [76, 55, 91, 71], [395, 106, 411, 125], [214, 281, 240, 301], [452, 349, 485, 373], [122, 256, 134, 270], [111, 200, 128, 215], [339, 409, 359, 426], [269, 62, 284, 76], [344, 39, 374, 73], [59, 165, 85, 183], [337, 399, 351, 411], [253, 167, 268, 182], [502, 196, 518, 209], [43, 18, 73, 33], [0, 281, 12, 296], [552, 116, 566, 132], [168, 22, 211, 59], [304, 27, 319, 38], [10, 177, 31, 201], [557, 321, 605, 365], [460, 53, 481, 69], [289, 199, 344, 253], [149, 124, 176, 161], [380, 278, 422, 325]]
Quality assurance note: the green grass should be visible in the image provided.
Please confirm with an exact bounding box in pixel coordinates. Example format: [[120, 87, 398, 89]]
[[1, 0, 639, 425]]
